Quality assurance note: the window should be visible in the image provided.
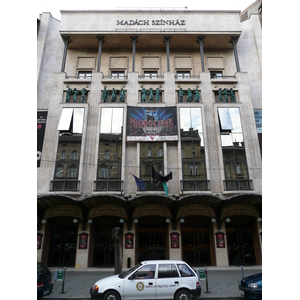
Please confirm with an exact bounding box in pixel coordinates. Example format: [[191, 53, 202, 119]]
[[144, 71, 158, 78], [70, 150, 78, 160], [158, 264, 179, 278], [57, 108, 85, 135], [147, 148, 152, 158], [180, 108, 208, 191], [218, 108, 251, 190], [67, 164, 77, 178], [210, 71, 223, 79], [97, 108, 123, 183], [99, 165, 108, 178], [104, 150, 110, 160], [111, 71, 125, 78], [78, 71, 92, 79], [55, 165, 64, 178], [158, 148, 163, 157], [177, 71, 191, 78], [60, 150, 66, 160], [140, 142, 164, 191], [177, 264, 194, 277], [54, 109, 84, 186]]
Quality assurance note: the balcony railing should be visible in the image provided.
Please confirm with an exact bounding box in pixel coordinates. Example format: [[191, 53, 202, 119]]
[[136, 180, 164, 192], [50, 180, 80, 192], [94, 180, 123, 193], [180, 180, 210, 192], [223, 179, 253, 191]]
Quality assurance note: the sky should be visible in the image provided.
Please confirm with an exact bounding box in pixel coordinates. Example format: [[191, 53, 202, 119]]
[[36, 0, 256, 20]]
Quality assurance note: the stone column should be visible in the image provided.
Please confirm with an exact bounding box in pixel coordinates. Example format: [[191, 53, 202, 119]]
[[197, 36, 205, 71], [60, 36, 70, 72], [130, 36, 138, 72], [164, 36, 172, 72], [96, 36, 105, 72]]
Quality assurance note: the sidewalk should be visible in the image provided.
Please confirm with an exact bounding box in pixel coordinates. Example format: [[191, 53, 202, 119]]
[[47, 266, 262, 299]]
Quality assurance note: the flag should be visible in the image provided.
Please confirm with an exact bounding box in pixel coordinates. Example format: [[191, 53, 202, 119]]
[[152, 164, 173, 182], [162, 182, 169, 196], [151, 164, 172, 195], [130, 173, 146, 190]]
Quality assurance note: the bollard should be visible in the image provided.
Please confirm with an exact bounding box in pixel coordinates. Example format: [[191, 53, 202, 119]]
[[205, 266, 209, 293], [60, 267, 66, 294], [241, 265, 244, 279]]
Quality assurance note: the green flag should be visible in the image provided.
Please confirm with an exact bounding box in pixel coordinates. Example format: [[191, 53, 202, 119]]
[[162, 181, 169, 196]]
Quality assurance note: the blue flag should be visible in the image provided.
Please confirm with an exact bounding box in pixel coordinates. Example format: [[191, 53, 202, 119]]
[[130, 173, 146, 190]]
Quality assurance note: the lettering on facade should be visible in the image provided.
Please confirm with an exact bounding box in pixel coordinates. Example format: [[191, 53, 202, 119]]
[[116, 19, 185, 26]]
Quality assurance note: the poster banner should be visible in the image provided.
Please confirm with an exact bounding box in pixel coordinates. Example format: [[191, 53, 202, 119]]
[[37, 111, 48, 168], [126, 106, 178, 142]]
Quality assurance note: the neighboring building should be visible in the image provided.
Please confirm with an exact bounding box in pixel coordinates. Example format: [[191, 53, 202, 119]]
[[37, 3, 262, 269]]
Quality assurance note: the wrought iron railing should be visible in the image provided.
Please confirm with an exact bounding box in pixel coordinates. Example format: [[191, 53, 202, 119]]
[[50, 180, 80, 192], [223, 179, 253, 191], [94, 180, 123, 192], [180, 180, 210, 192]]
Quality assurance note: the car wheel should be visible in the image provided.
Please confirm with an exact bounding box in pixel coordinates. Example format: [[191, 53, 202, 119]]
[[103, 290, 120, 300], [175, 289, 192, 300]]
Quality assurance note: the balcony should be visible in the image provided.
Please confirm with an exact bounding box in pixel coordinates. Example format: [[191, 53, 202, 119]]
[[50, 180, 80, 192], [94, 180, 123, 193], [223, 179, 253, 191], [63, 73, 92, 83], [101, 74, 128, 84], [180, 180, 210, 192]]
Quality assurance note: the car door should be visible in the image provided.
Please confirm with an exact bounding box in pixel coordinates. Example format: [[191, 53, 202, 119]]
[[156, 263, 181, 299], [123, 264, 156, 300]]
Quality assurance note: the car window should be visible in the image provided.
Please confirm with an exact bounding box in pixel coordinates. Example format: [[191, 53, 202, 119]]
[[132, 264, 156, 279], [177, 263, 195, 277], [119, 263, 142, 278], [158, 264, 179, 278], [37, 263, 48, 276]]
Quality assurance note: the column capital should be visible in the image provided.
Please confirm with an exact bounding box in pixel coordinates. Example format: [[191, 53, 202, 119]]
[[164, 36, 172, 44], [130, 36, 138, 44], [97, 36, 105, 44], [197, 36, 205, 44]]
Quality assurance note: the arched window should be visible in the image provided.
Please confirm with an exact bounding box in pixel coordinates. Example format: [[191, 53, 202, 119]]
[[147, 148, 152, 158], [104, 150, 110, 160], [68, 164, 77, 178], [158, 148, 163, 157], [55, 165, 64, 178], [70, 150, 78, 160], [99, 164, 108, 178], [60, 150, 66, 160]]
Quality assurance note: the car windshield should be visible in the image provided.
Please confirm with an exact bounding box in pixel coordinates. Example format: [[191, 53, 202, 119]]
[[118, 263, 142, 278]]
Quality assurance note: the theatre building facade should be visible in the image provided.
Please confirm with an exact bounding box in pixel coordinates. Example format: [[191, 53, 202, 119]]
[[37, 5, 262, 269]]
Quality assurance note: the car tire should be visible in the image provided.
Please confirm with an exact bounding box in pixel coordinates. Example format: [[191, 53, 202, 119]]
[[103, 290, 120, 300], [175, 289, 192, 300]]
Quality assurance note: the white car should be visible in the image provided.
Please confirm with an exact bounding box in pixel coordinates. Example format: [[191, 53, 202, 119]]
[[90, 260, 201, 300]]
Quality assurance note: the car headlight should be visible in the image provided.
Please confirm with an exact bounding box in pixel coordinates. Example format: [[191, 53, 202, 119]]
[[248, 282, 258, 288]]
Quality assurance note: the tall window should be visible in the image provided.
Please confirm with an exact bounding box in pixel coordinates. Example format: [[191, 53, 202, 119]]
[[140, 142, 164, 190], [180, 108, 208, 191], [218, 108, 251, 190], [97, 108, 123, 183], [54, 108, 84, 187]]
